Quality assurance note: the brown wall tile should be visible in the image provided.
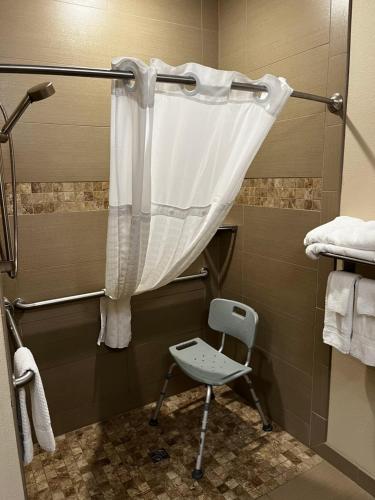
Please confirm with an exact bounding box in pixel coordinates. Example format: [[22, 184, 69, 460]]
[[248, 114, 325, 178], [17, 212, 107, 270], [250, 298, 314, 375], [243, 206, 320, 268], [310, 412, 328, 446], [12, 123, 109, 182], [244, 347, 313, 429], [312, 361, 330, 418], [242, 253, 317, 321], [314, 307, 331, 367]]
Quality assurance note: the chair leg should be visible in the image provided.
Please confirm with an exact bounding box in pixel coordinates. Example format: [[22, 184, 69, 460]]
[[192, 385, 212, 480], [149, 362, 176, 426], [244, 374, 273, 432]]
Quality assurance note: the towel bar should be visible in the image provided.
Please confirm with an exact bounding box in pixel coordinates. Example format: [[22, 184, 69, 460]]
[[3, 301, 34, 388], [320, 252, 375, 266]]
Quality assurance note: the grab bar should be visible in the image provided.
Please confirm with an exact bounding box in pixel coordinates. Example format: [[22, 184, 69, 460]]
[[3, 300, 34, 388], [0, 104, 18, 278], [13, 267, 209, 310]]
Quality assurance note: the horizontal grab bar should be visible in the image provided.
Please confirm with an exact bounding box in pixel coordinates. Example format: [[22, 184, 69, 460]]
[[13, 267, 209, 310], [4, 303, 34, 388]]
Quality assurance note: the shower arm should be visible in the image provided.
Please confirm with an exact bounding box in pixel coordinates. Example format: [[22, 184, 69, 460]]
[[0, 82, 55, 278]]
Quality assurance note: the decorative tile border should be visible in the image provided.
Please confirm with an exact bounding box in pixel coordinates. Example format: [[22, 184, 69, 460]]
[[6, 177, 322, 214], [5, 181, 109, 214], [235, 177, 322, 210]]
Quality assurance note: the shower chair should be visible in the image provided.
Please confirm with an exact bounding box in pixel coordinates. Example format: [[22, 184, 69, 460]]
[[149, 298, 272, 480]]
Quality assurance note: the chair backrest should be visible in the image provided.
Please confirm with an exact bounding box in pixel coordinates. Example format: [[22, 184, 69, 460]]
[[208, 298, 258, 349]]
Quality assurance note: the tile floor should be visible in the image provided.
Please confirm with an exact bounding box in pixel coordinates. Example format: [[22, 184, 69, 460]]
[[25, 385, 371, 499]]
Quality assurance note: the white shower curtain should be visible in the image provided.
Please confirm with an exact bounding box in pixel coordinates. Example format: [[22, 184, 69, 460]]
[[98, 57, 292, 348]]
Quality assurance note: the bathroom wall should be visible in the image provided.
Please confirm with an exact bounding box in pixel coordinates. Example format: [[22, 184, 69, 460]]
[[326, 0, 375, 485], [218, 0, 350, 445], [0, 281, 25, 498], [0, 0, 219, 436]]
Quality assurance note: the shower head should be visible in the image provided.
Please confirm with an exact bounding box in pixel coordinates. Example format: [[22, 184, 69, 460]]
[[27, 82, 55, 102], [0, 82, 55, 143]]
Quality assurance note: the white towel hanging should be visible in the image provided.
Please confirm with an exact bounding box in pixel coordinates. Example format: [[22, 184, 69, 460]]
[[350, 278, 375, 366], [14, 347, 55, 465], [323, 271, 361, 354]]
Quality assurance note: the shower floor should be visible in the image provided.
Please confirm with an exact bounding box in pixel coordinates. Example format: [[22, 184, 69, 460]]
[[25, 385, 322, 499]]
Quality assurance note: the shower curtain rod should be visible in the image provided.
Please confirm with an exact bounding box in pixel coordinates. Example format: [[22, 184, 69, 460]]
[[0, 64, 343, 113]]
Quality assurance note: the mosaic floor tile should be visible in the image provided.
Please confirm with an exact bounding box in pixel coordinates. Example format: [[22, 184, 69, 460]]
[[25, 386, 322, 499]]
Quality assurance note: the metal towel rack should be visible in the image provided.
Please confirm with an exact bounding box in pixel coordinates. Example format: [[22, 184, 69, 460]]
[[320, 252, 375, 267], [3, 300, 34, 388]]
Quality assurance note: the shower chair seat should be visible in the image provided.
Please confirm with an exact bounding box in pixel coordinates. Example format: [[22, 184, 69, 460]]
[[149, 298, 272, 481], [168, 337, 251, 386]]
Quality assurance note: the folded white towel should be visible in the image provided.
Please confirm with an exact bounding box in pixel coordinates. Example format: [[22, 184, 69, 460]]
[[304, 216, 375, 251], [14, 347, 55, 465], [323, 271, 361, 354], [350, 278, 375, 366], [305, 243, 375, 262]]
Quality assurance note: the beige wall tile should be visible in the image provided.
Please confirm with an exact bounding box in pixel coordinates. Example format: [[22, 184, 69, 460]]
[[12, 123, 109, 181], [0, 68, 111, 127], [326, 52, 349, 126], [0, 0, 110, 66], [203, 30, 218, 68], [323, 124, 344, 190], [218, 0, 247, 72], [105, 10, 203, 66], [248, 114, 325, 178], [53, 0, 108, 8], [203, 0, 219, 31], [109, 0, 202, 28], [321, 190, 341, 223], [329, 0, 351, 57], [246, 0, 330, 71], [250, 45, 329, 121]]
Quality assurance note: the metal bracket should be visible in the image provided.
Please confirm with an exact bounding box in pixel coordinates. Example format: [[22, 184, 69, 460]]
[[328, 93, 344, 113]]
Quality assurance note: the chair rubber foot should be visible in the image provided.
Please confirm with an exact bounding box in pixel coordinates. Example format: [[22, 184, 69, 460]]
[[149, 418, 158, 426], [262, 423, 273, 432], [192, 469, 204, 480]]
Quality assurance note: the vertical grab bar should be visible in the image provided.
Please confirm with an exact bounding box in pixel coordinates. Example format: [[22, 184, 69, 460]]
[[0, 103, 17, 278]]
